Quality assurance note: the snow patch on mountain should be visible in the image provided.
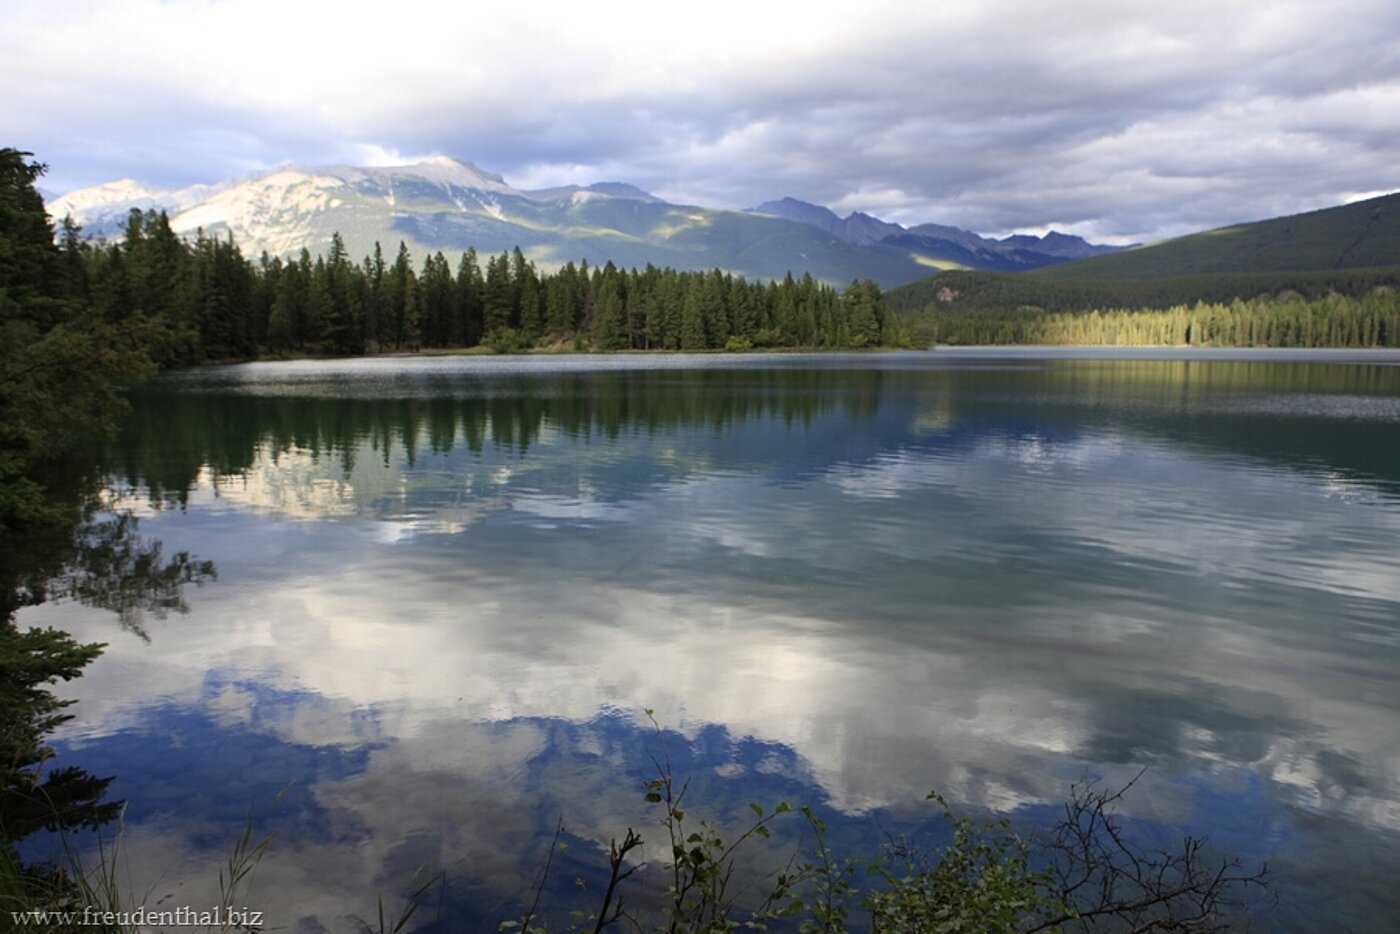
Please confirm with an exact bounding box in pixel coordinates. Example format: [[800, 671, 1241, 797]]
[[171, 170, 342, 256], [47, 178, 221, 234]]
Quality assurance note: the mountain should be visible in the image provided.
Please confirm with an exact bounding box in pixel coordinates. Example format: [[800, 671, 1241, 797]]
[[748, 198, 1126, 271], [50, 158, 943, 287], [1033, 191, 1400, 280], [524, 181, 663, 203], [748, 198, 904, 245], [50, 159, 1124, 288], [48, 178, 223, 235]]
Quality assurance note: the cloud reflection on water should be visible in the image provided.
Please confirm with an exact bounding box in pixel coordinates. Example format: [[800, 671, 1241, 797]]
[[26, 356, 1400, 930]]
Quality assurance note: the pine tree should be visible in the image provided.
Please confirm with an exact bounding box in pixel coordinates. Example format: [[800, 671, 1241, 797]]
[[363, 243, 387, 352], [456, 249, 483, 346], [680, 277, 706, 350], [483, 252, 513, 334], [592, 272, 626, 350], [324, 232, 362, 355], [545, 264, 578, 338], [845, 279, 883, 347], [420, 251, 454, 347]]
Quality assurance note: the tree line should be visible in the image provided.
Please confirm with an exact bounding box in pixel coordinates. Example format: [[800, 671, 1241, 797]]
[[64, 209, 906, 364], [884, 266, 1400, 317], [908, 292, 1400, 347], [2, 148, 161, 895]]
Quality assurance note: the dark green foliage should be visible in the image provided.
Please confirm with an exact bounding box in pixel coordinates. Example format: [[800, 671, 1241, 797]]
[[544, 263, 580, 337], [388, 242, 419, 350], [844, 279, 884, 347], [483, 326, 534, 354], [322, 232, 362, 356], [51, 208, 906, 358], [1, 150, 156, 532], [0, 148, 168, 890], [419, 251, 455, 348], [591, 269, 627, 350], [0, 625, 117, 841], [864, 795, 1056, 934], [484, 251, 514, 335], [456, 248, 485, 346]]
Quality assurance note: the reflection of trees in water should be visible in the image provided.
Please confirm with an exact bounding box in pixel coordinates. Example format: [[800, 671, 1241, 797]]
[[2, 474, 217, 877], [117, 369, 891, 502], [48, 512, 217, 642], [117, 361, 1400, 511]]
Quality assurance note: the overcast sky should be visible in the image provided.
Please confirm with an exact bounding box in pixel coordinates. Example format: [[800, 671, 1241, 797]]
[[4, 0, 1397, 243]]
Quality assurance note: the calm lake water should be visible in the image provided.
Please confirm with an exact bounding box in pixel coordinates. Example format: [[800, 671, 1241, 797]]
[[23, 349, 1400, 931]]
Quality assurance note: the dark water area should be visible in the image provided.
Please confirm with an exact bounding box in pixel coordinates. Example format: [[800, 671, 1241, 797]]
[[20, 350, 1400, 931]]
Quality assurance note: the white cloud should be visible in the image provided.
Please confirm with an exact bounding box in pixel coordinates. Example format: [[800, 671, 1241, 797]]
[[4, 1, 1398, 256]]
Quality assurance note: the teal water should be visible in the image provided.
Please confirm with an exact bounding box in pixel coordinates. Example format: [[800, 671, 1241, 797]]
[[23, 350, 1400, 931]]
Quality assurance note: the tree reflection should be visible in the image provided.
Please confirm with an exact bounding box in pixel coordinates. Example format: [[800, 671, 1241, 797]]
[[48, 512, 217, 642], [2, 478, 217, 884]]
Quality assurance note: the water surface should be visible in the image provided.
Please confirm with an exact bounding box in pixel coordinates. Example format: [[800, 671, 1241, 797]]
[[25, 350, 1400, 931]]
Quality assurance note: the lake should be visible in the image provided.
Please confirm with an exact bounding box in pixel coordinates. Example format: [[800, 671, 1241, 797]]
[[22, 349, 1400, 931]]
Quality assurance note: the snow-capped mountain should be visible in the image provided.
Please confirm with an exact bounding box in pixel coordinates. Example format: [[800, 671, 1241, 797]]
[[49, 158, 1121, 286], [48, 178, 222, 235]]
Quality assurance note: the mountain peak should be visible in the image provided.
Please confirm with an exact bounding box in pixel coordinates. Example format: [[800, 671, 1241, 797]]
[[584, 181, 659, 201], [395, 156, 512, 191], [751, 197, 841, 225], [751, 199, 904, 246], [48, 177, 216, 223], [56, 178, 160, 205], [998, 230, 1123, 260], [524, 181, 661, 204]]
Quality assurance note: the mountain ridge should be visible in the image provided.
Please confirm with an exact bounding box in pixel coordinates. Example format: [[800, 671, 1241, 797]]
[[747, 197, 1127, 270], [1032, 190, 1400, 279], [49, 158, 1121, 287]]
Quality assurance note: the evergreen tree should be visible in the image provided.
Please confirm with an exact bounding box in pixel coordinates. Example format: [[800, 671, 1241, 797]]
[[680, 278, 706, 350], [592, 270, 627, 350], [456, 249, 484, 346], [845, 279, 884, 347], [545, 263, 578, 338], [519, 266, 544, 340], [363, 243, 387, 352], [388, 242, 419, 350], [420, 251, 454, 348], [305, 255, 332, 351], [483, 252, 513, 334], [324, 232, 362, 355]]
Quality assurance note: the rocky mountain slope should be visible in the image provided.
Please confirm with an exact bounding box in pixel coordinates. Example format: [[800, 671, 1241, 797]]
[[51, 157, 1121, 286]]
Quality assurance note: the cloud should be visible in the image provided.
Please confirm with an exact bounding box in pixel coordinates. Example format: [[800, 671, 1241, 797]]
[[3, 0, 1397, 242]]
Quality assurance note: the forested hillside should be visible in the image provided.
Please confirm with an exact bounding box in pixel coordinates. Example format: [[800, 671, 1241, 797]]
[[63, 208, 905, 364], [884, 267, 1400, 315], [1031, 191, 1400, 280], [884, 262, 1400, 348], [909, 293, 1399, 347]]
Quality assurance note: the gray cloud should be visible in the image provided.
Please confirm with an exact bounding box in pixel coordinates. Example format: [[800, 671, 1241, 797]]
[[3, 0, 1397, 243]]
